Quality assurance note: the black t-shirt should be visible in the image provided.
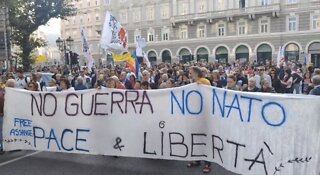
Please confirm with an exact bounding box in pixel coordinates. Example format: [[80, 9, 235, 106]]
[[292, 73, 302, 84], [237, 76, 248, 86]]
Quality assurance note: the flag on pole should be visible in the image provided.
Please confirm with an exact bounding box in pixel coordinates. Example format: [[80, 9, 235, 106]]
[[133, 51, 142, 80], [303, 54, 308, 65], [135, 38, 146, 57], [143, 52, 151, 68], [277, 46, 285, 68], [100, 12, 127, 52], [112, 52, 136, 73], [80, 27, 94, 70]]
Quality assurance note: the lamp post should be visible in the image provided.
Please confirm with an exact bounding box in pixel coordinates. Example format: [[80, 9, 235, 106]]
[[96, 30, 102, 67], [56, 36, 74, 69], [2, 6, 9, 72]]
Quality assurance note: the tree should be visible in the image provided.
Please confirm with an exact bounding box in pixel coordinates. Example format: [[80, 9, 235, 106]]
[[5, 0, 76, 71]]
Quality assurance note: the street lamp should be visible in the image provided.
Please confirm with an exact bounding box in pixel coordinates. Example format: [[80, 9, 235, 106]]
[[56, 36, 74, 69], [2, 6, 10, 72], [66, 36, 74, 50]]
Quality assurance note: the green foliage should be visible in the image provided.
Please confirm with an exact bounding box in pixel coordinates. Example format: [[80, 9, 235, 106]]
[[5, 0, 77, 71]]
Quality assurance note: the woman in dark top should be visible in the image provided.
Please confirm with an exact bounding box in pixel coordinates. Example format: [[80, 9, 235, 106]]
[[269, 69, 282, 93], [281, 69, 294, 94]]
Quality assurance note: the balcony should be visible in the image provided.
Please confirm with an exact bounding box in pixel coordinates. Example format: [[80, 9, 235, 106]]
[[282, 1, 320, 11], [171, 3, 280, 23]]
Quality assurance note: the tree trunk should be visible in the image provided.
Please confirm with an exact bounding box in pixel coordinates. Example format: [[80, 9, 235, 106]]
[[20, 34, 33, 72]]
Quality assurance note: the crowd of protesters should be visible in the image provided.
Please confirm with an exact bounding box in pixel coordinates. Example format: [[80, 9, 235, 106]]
[[0, 60, 320, 172], [2, 60, 318, 95]]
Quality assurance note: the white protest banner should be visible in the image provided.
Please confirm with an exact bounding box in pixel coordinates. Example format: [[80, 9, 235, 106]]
[[3, 84, 320, 175]]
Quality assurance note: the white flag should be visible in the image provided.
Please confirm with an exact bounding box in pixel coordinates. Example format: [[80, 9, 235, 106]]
[[143, 52, 151, 68], [135, 38, 147, 57], [100, 12, 127, 52], [276, 46, 285, 68], [80, 27, 94, 70], [136, 38, 147, 48]]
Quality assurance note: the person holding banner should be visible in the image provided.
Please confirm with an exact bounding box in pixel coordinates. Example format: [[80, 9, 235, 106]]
[[187, 66, 211, 173], [0, 79, 17, 153], [59, 78, 75, 92], [226, 75, 240, 91]]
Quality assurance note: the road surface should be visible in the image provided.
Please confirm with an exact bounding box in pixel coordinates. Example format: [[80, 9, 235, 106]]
[[0, 151, 239, 175]]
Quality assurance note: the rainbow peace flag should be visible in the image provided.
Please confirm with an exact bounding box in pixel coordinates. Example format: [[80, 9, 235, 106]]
[[113, 52, 136, 74]]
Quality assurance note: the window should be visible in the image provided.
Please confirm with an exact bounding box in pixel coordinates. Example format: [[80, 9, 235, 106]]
[[134, 29, 141, 42], [239, 0, 245, 8], [197, 0, 206, 13], [87, 1, 90, 7], [260, 18, 269, 33], [218, 23, 225, 36], [119, 11, 127, 24], [95, 1, 98, 6], [96, 14, 100, 21], [261, 0, 268, 6], [163, 33, 169, 41], [288, 16, 297, 31], [162, 27, 170, 41], [287, 0, 298, 4], [88, 16, 90, 22], [217, 0, 225, 10], [148, 28, 155, 42], [87, 27, 92, 37], [179, 1, 189, 15], [180, 26, 188, 39], [312, 15, 320, 30], [161, 4, 169, 19], [133, 8, 141, 22], [147, 6, 155, 21], [238, 21, 247, 35], [80, 15, 83, 24], [198, 25, 205, 38]]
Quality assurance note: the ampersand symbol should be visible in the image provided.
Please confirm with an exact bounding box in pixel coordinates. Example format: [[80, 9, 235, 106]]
[[113, 137, 125, 151]]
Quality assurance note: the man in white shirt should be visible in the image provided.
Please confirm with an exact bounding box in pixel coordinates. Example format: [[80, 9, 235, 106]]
[[15, 70, 30, 89], [254, 67, 272, 89]]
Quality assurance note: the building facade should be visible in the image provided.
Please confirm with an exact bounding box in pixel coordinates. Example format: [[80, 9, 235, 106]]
[[61, 0, 320, 67], [61, 0, 106, 65]]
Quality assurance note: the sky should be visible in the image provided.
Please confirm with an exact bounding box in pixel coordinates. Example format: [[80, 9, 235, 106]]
[[38, 18, 61, 47]]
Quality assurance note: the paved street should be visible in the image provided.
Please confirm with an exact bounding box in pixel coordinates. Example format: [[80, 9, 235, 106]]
[[0, 151, 239, 175]]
